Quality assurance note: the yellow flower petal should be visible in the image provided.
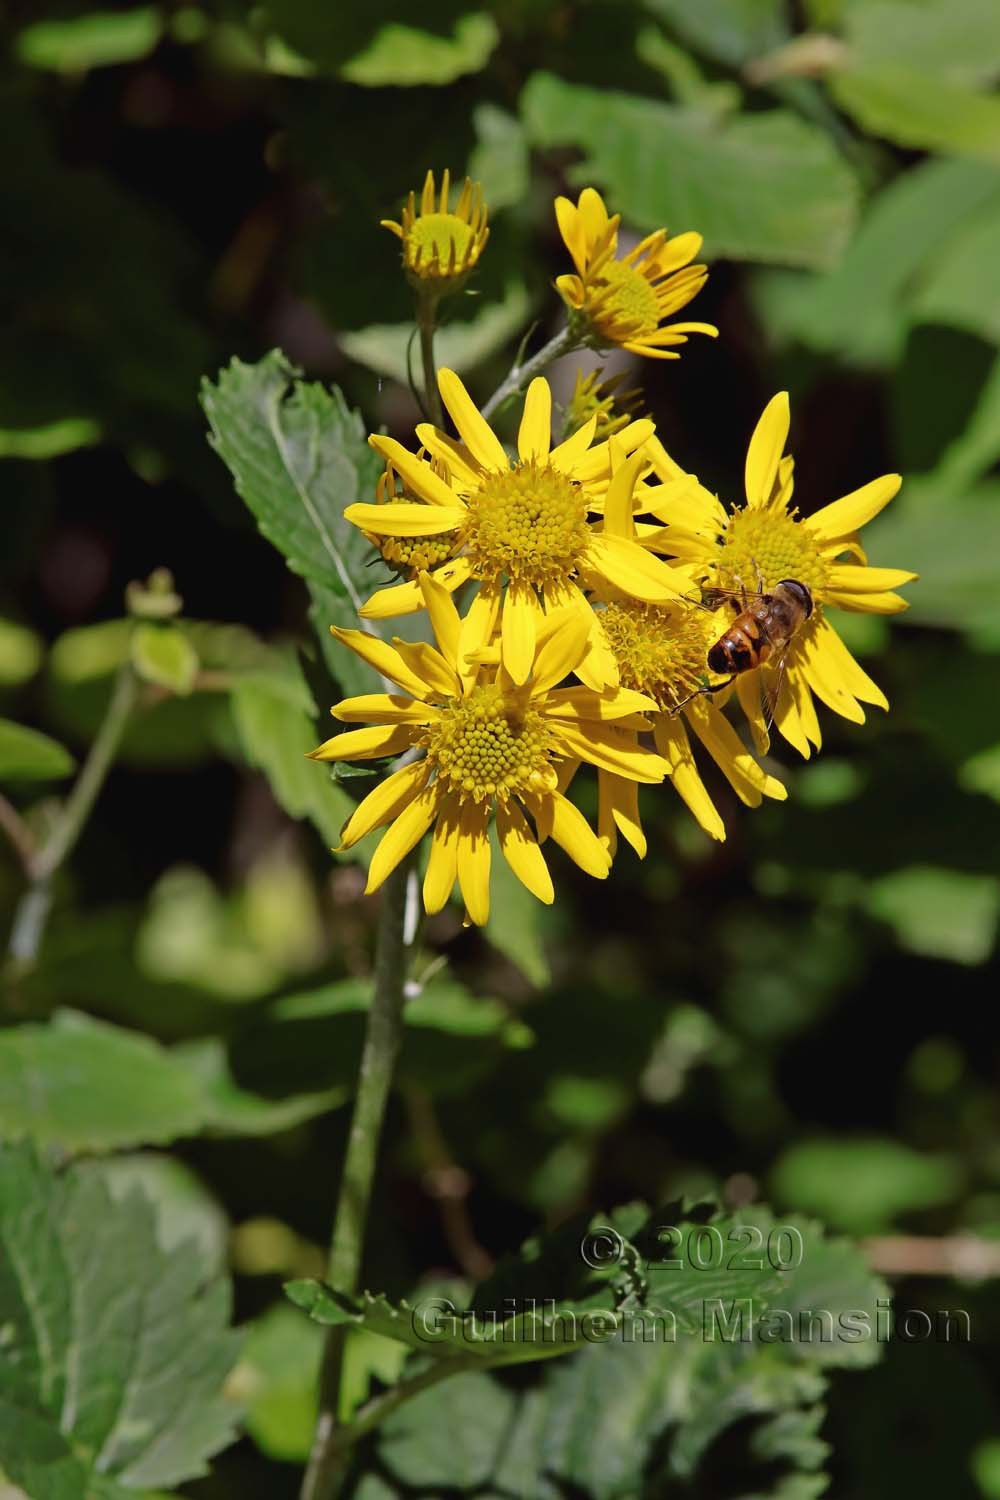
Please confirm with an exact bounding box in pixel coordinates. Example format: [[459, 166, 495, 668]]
[[458, 580, 500, 687], [346, 502, 466, 537], [419, 570, 461, 669], [552, 720, 667, 784], [554, 195, 588, 277], [390, 638, 462, 699], [653, 715, 725, 841], [736, 673, 770, 756], [437, 368, 508, 472], [804, 474, 901, 542], [532, 790, 610, 879], [367, 436, 466, 508], [530, 608, 590, 694], [549, 414, 598, 474], [771, 661, 821, 759], [745, 392, 790, 509], [413, 424, 481, 489], [359, 557, 472, 622], [333, 694, 439, 724], [599, 771, 647, 858], [497, 800, 554, 904], [602, 449, 646, 539], [309, 723, 414, 763], [825, 565, 917, 593], [517, 378, 552, 462], [328, 627, 429, 697], [365, 786, 440, 894], [501, 579, 540, 685], [586, 534, 683, 603], [823, 589, 910, 614], [806, 613, 889, 710], [423, 794, 461, 914], [338, 760, 430, 848], [686, 699, 786, 807], [457, 799, 491, 925], [543, 686, 656, 722]]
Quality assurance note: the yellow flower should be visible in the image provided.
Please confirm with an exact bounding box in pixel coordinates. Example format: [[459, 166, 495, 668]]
[[308, 574, 668, 924], [645, 393, 917, 758], [597, 596, 786, 845], [382, 170, 488, 295], [554, 188, 717, 360], [563, 368, 644, 442], [344, 369, 686, 691]]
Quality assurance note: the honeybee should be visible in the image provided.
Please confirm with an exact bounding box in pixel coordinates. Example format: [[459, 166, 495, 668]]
[[674, 577, 813, 720]]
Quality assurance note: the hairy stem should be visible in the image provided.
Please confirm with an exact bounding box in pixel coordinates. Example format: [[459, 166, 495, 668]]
[[301, 856, 418, 1500], [7, 662, 138, 971], [417, 292, 446, 428], [481, 324, 580, 421]]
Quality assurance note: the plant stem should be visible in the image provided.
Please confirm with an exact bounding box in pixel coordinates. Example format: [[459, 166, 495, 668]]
[[301, 856, 418, 1500], [326, 1353, 482, 1458], [417, 292, 445, 428], [0, 794, 36, 872], [6, 661, 138, 971], [481, 324, 581, 421]]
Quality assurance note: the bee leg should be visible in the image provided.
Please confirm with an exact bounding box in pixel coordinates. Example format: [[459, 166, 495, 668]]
[[670, 676, 734, 717]]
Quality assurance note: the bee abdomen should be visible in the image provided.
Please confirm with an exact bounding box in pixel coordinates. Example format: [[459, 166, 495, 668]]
[[708, 624, 762, 675]]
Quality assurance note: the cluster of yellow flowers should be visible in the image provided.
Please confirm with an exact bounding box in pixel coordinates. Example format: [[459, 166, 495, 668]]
[[310, 174, 915, 925]]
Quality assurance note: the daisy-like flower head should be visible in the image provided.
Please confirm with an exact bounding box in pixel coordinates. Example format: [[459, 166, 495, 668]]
[[382, 170, 489, 296], [554, 188, 718, 360], [344, 368, 688, 692], [563, 368, 644, 442], [367, 454, 456, 579], [308, 573, 669, 925], [645, 393, 917, 758]]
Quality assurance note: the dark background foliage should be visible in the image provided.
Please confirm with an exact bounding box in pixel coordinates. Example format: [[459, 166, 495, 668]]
[[2, 1, 1000, 1495]]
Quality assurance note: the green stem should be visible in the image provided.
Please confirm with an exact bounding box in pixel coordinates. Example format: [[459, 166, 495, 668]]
[[301, 856, 417, 1500], [480, 324, 581, 421], [326, 1354, 482, 1459], [417, 292, 446, 429], [7, 662, 138, 970]]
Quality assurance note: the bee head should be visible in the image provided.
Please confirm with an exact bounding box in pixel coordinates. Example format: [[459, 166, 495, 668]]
[[775, 579, 813, 618]]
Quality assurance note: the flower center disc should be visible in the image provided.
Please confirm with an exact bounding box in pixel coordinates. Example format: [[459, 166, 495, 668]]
[[407, 212, 474, 266], [464, 461, 590, 586], [591, 260, 660, 339], [601, 600, 716, 711], [421, 683, 557, 802], [718, 507, 828, 595]]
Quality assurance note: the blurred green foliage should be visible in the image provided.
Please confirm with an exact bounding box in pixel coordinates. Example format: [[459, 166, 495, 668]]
[[2, 0, 1000, 1495]]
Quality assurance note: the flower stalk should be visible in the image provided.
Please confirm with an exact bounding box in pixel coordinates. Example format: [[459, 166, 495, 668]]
[[481, 323, 580, 420], [301, 854, 419, 1500]]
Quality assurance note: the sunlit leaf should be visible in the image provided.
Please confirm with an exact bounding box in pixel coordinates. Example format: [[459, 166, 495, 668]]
[[0, 717, 76, 781], [131, 622, 200, 696], [14, 7, 162, 72], [521, 73, 859, 269]]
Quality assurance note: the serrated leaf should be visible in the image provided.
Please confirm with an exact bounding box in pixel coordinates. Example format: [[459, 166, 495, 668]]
[[130, 622, 199, 695], [521, 72, 859, 269], [0, 717, 76, 781], [0, 1141, 241, 1496], [201, 350, 383, 697]]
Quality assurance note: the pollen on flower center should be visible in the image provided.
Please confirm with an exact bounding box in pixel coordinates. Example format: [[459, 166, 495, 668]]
[[718, 506, 828, 595], [407, 212, 474, 267], [419, 682, 558, 802], [590, 260, 661, 339], [600, 600, 717, 712], [463, 461, 590, 585]]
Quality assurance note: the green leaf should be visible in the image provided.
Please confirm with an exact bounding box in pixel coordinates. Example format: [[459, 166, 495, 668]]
[[642, 0, 789, 67], [130, 623, 200, 696], [0, 620, 44, 686], [829, 64, 1000, 161], [521, 72, 859, 269], [14, 7, 162, 72], [0, 416, 101, 459], [0, 1140, 241, 1495], [340, 282, 532, 388], [467, 103, 531, 210], [841, 0, 1000, 87], [752, 158, 1000, 364], [0, 1010, 339, 1152], [229, 670, 355, 849], [78, 1152, 229, 1274], [909, 201, 1000, 344], [867, 865, 1000, 965], [0, 718, 75, 781], [201, 351, 383, 697], [340, 13, 499, 86], [233, 1303, 322, 1463], [772, 1137, 963, 1232]]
